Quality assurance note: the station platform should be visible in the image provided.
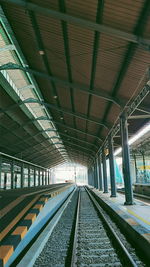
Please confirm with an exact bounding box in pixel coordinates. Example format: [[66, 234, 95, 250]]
[[90, 187, 150, 260], [0, 183, 75, 267]]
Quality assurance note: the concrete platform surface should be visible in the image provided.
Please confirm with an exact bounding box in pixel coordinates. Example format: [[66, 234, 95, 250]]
[[91, 188, 150, 246]]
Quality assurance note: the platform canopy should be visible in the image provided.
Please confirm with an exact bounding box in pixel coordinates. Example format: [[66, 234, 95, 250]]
[[0, 0, 150, 168]]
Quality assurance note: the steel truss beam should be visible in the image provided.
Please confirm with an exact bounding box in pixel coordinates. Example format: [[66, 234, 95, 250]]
[[37, 157, 66, 168], [85, 0, 104, 142], [22, 98, 112, 129], [1, 0, 150, 50], [26, 150, 66, 163], [0, 63, 122, 106], [95, 0, 150, 147], [0, 112, 102, 142], [20, 147, 66, 161], [58, 0, 77, 144], [0, 96, 112, 128], [59, 132, 98, 149], [63, 140, 95, 154], [98, 77, 150, 157], [9, 131, 60, 149], [65, 146, 94, 160], [13, 138, 64, 157], [136, 107, 150, 114], [128, 114, 150, 119]]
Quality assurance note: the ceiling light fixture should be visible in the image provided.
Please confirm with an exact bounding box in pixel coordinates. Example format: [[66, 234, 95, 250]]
[[39, 50, 45, 55]]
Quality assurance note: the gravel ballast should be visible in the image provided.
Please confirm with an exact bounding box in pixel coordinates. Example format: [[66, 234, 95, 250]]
[[34, 189, 78, 267]]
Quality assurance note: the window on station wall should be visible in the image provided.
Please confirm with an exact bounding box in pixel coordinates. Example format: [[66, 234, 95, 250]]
[[35, 170, 39, 186], [131, 154, 150, 184], [30, 168, 34, 187], [43, 171, 46, 185], [52, 163, 88, 185], [14, 164, 21, 188], [0, 162, 11, 189], [24, 167, 29, 187]]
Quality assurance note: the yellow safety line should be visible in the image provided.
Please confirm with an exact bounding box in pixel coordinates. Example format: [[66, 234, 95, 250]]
[[127, 209, 150, 226]]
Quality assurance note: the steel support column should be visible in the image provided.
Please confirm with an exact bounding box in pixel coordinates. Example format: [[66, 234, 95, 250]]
[[11, 160, 14, 189], [102, 149, 108, 193], [142, 152, 147, 183], [42, 170, 44, 185], [95, 159, 99, 189], [45, 171, 47, 185], [15, 173, 17, 189], [34, 168, 36, 186], [108, 135, 117, 197], [28, 166, 30, 187], [91, 167, 94, 187], [98, 154, 103, 190], [48, 171, 49, 184], [94, 164, 97, 188], [0, 156, 2, 188], [120, 112, 134, 205], [38, 169, 40, 186], [4, 172, 7, 189], [133, 154, 138, 183], [21, 163, 24, 188]]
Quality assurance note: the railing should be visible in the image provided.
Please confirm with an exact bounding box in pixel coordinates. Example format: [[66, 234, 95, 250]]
[[0, 152, 51, 189]]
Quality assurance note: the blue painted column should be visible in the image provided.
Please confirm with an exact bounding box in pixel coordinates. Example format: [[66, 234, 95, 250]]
[[102, 148, 108, 193], [89, 168, 92, 186], [98, 154, 103, 191], [88, 168, 90, 185], [120, 112, 134, 205], [108, 134, 117, 197], [94, 161, 98, 189], [92, 167, 95, 187]]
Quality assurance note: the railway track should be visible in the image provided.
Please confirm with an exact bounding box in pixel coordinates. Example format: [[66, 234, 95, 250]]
[[71, 187, 145, 267], [19, 186, 147, 267]]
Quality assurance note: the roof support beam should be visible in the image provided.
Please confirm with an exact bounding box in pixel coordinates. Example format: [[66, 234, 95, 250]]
[[0, 63, 121, 106], [60, 132, 98, 149], [62, 140, 95, 154], [128, 114, 150, 119], [37, 157, 66, 168], [58, 0, 77, 141], [85, 0, 104, 138], [95, 0, 150, 146], [26, 151, 66, 163], [22, 98, 112, 129], [1, 0, 150, 50], [136, 107, 150, 115], [0, 113, 103, 142], [21, 147, 65, 161], [65, 145, 94, 160]]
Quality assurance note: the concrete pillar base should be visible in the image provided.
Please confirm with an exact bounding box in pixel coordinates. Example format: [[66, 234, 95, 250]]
[[124, 201, 135, 205]]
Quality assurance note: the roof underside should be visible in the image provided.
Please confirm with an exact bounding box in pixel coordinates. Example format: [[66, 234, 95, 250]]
[[0, 0, 150, 168]]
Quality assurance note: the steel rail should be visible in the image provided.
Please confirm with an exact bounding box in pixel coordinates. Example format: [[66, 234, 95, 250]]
[[71, 188, 81, 267], [85, 187, 138, 267]]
